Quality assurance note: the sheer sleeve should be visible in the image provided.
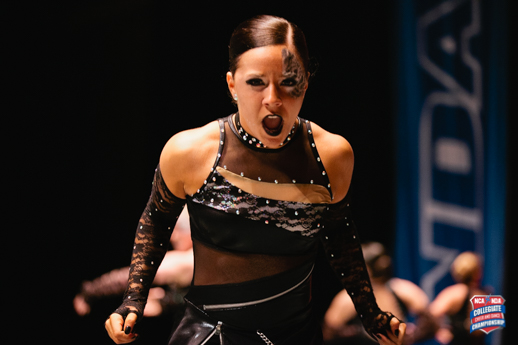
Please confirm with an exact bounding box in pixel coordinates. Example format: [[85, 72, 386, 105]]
[[113, 165, 186, 321], [321, 194, 399, 339]]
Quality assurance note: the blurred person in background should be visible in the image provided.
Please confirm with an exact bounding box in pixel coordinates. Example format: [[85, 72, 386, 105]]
[[429, 251, 489, 345], [323, 242, 437, 344], [74, 208, 193, 318]]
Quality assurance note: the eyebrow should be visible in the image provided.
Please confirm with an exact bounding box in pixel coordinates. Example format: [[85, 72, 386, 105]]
[[244, 73, 266, 78]]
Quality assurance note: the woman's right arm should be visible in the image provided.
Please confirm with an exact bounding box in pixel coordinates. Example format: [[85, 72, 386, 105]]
[[105, 122, 220, 344], [105, 164, 186, 343]]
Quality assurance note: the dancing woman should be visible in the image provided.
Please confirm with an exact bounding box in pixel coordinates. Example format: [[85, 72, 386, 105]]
[[105, 15, 405, 345]]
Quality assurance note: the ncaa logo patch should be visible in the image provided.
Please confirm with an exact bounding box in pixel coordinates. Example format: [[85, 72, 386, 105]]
[[470, 295, 506, 334]]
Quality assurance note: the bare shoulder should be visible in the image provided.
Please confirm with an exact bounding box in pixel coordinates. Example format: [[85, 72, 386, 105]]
[[389, 278, 429, 313], [310, 122, 354, 202], [429, 283, 469, 316], [160, 121, 220, 197]]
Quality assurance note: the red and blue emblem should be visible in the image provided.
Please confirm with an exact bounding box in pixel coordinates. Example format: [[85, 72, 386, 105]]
[[470, 295, 506, 334]]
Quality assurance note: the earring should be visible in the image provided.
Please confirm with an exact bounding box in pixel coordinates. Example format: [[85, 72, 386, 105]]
[[233, 94, 238, 101]]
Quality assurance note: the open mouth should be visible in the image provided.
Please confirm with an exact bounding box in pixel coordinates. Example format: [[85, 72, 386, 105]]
[[262, 115, 284, 136]]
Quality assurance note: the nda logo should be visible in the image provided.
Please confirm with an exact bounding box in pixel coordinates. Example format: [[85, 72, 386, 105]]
[[470, 295, 506, 334]]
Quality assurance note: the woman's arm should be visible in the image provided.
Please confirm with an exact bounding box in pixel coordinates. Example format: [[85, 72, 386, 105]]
[[105, 165, 187, 343], [105, 123, 219, 344], [315, 125, 405, 344]]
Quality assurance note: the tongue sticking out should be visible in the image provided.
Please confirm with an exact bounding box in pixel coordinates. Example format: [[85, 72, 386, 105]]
[[262, 115, 283, 136]]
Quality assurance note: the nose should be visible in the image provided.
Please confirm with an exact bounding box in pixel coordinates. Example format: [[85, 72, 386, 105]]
[[263, 84, 282, 109]]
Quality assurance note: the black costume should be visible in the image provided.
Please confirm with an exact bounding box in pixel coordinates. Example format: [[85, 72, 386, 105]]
[[114, 114, 396, 344]]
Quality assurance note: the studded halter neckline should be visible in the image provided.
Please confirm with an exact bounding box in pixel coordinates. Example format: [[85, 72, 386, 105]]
[[230, 113, 301, 150]]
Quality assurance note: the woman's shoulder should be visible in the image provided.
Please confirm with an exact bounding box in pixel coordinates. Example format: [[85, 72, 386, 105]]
[[159, 120, 221, 197], [309, 121, 353, 160], [162, 120, 221, 155], [309, 121, 354, 202]]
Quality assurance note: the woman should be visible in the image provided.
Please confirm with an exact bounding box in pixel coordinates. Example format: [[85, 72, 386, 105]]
[[105, 15, 405, 345], [324, 242, 435, 344], [429, 251, 488, 345]]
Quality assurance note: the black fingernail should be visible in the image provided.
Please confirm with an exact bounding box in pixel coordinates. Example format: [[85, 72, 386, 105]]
[[395, 329, 400, 337], [125, 326, 132, 335]]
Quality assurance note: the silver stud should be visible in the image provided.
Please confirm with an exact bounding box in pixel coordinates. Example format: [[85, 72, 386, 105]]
[[292, 179, 296, 183], [310, 180, 314, 184], [295, 211, 298, 216], [322, 171, 326, 175], [266, 200, 269, 204], [236, 210, 240, 215], [274, 180, 278, 184], [265, 220, 269, 224], [258, 177, 261, 181], [330, 254, 334, 257], [240, 172, 244, 177]]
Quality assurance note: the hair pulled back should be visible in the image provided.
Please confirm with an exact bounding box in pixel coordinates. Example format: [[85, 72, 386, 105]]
[[228, 15, 312, 77]]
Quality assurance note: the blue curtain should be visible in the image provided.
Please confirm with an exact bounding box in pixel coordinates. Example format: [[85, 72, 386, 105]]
[[395, 0, 507, 343]]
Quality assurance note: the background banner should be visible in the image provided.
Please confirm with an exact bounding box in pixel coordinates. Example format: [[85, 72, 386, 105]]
[[395, 0, 507, 343]]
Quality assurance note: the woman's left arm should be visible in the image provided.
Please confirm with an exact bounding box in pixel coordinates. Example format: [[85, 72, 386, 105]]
[[316, 127, 405, 344]]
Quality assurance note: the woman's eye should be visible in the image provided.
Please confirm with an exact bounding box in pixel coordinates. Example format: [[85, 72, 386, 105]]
[[281, 78, 297, 87], [246, 79, 264, 86]]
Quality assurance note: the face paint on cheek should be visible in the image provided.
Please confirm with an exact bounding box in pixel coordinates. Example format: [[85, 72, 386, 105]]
[[282, 48, 306, 98]]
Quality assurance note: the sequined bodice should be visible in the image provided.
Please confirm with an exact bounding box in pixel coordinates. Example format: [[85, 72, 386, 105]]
[[186, 115, 333, 255]]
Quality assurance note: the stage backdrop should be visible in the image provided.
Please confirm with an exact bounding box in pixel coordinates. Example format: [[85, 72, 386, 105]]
[[395, 0, 507, 343]]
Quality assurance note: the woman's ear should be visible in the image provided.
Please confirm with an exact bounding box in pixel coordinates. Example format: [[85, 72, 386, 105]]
[[226, 71, 235, 95]]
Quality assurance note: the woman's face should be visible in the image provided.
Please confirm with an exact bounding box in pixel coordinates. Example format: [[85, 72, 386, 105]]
[[227, 44, 308, 148]]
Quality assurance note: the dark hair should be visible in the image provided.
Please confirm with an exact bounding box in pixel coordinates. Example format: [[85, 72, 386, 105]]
[[228, 15, 311, 77], [362, 242, 393, 281]]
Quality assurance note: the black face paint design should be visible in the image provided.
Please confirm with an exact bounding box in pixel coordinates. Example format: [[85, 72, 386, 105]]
[[282, 48, 307, 98]]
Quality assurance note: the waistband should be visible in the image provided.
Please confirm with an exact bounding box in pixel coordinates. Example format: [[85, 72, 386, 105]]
[[184, 260, 315, 330]]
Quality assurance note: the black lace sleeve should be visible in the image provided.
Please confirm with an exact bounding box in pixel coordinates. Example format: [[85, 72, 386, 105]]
[[113, 165, 186, 321], [321, 194, 400, 339]]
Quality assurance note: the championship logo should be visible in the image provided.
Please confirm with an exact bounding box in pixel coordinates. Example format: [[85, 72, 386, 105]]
[[470, 295, 506, 334]]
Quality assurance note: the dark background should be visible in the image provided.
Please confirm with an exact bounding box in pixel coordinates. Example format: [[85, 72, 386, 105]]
[[16, 1, 514, 344]]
